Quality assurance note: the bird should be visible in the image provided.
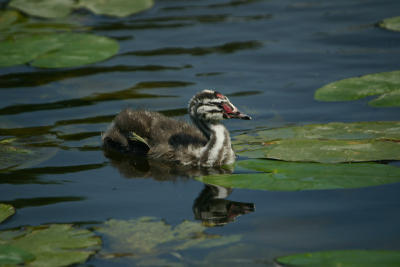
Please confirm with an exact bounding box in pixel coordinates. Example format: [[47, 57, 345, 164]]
[[102, 89, 251, 167]]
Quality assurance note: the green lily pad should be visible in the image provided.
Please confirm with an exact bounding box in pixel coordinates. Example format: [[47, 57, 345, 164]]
[[0, 137, 57, 171], [78, 0, 154, 17], [9, 0, 74, 19], [314, 70, 400, 107], [275, 250, 400, 267], [0, 10, 24, 31], [0, 10, 83, 41], [379, 16, 400, 32], [196, 159, 400, 191], [233, 121, 400, 163], [0, 204, 15, 223], [0, 224, 101, 267], [8, 0, 154, 18], [0, 245, 35, 265], [0, 32, 119, 68], [96, 217, 241, 259]]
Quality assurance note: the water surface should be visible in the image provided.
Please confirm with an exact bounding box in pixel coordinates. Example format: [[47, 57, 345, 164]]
[[1, 0, 400, 266]]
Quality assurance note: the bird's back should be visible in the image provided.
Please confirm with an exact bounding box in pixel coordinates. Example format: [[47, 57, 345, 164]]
[[102, 109, 207, 163]]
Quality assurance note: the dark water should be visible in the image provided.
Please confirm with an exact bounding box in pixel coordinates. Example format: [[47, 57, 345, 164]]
[[1, 0, 400, 266]]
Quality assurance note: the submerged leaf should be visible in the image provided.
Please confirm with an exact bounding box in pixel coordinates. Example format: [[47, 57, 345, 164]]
[[78, 0, 154, 17], [0, 224, 101, 267], [96, 217, 241, 259], [275, 250, 400, 267], [233, 121, 400, 163], [379, 16, 400, 32], [314, 70, 400, 107], [0, 204, 15, 223], [0, 137, 57, 171], [197, 159, 400, 191]]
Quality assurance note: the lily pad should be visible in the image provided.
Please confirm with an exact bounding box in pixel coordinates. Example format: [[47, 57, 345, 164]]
[[0, 32, 119, 68], [379, 16, 400, 32], [96, 217, 241, 259], [0, 204, 15, 223], [0, 10, 83, 41], [78, 0, 154, 17], [0, 224, 101, 267], [196, 159, 400, 191], [275, 250, 400, 267], [0, 245, 35, 265], [8, 0, 154, 18], [233, 121, 400, 163], [314, 70, 400, 107], [9, 0, 74, 19]]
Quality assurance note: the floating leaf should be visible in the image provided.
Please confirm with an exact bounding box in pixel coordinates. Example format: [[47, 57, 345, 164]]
[[233, 121, 400, 163], [0, 245, 35, 265], [314, 70, 400, 107], [0, 204, 15, 223], [9, 0, 74, 19], [275, 250, 400, 267], [8, 0, 154, 18], [197, 159, 400, 191], [0, 33, 119, 68], [0, 10, 24, 31], [379, 16, 400, 32], [78, 0, 154, 17], [0, 224, 101, 267], [96, 217, 241, 259], [0, 10, 83, 41]]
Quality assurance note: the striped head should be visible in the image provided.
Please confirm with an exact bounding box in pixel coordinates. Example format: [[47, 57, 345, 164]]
[[188, 89, 251, 123]]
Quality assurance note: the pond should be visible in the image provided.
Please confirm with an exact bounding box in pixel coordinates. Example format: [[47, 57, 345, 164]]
[[1, 0, 400, 266]]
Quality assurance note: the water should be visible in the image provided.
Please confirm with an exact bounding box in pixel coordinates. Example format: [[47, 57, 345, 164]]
[[1, 0, 400, 265]]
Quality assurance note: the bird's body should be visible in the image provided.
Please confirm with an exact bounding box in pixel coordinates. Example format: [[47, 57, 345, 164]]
[[102, 90, 251, 167]]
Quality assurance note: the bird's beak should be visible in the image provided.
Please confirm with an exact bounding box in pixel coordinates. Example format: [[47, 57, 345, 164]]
[[223, 103, 251, 120], [229, 110, 252, 120]]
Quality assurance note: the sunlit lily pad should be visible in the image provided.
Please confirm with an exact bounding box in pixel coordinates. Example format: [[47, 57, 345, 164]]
[[275, 250, 400, 267], [0, 224, 101, 266], [233, 121, 400, 163], [96, 217, 241, 260], [78, 0, 154, 17], [196, 159, 400, 191], [9, 0, 74, 19], [0, 32, 119, 68], [0, 137, 57, 171], [0, 204, 15, 223], [314, 70, 400, 107], [379, 16, 400, 32]]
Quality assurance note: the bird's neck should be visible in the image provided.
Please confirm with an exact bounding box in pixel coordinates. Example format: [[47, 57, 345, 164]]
[[194, 121, 234, 167]]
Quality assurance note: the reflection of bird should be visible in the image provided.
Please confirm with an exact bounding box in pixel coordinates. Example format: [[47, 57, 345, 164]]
[[193, 184, 255, 227], [102, 90, 251, 167]]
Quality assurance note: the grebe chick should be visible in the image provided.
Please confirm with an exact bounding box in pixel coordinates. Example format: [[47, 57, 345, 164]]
[[102, 89, 251, 167]]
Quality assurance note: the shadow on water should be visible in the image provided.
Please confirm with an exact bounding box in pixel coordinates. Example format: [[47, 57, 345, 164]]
[[162, 0, 264, 11], [0, 81, 194, 115], [0, 163, 107, 184], [0, 65, 192, 88], [2, 196, 86, 209], [94, 13, 272, 31], [121, 41, 263, 57], [103, 150, 255, 226]]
